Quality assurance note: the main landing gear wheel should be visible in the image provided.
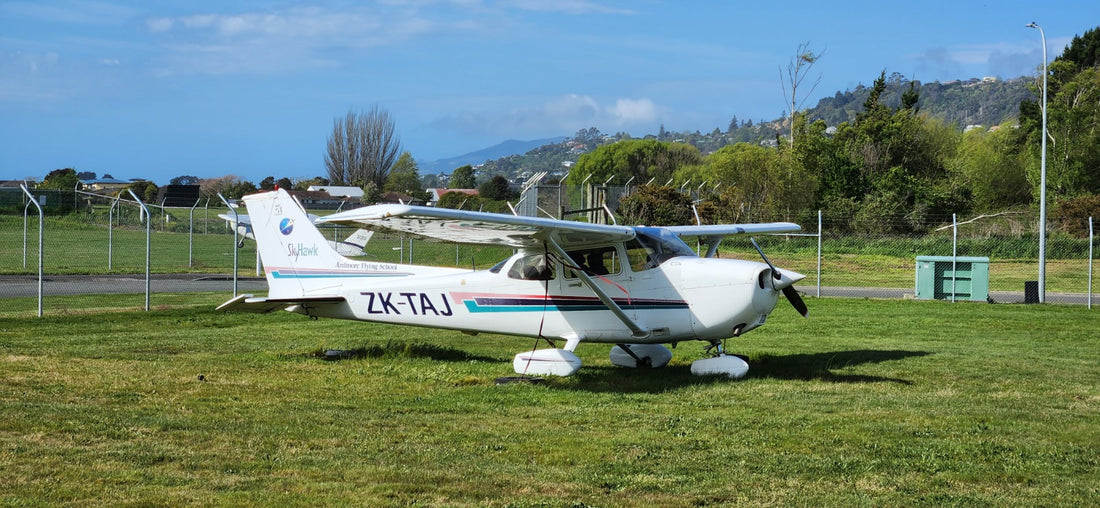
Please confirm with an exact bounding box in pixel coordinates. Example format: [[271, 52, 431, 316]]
[[609, 344, 673, 368]]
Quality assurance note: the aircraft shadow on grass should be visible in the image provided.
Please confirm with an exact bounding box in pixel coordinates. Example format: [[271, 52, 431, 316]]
[[310, 341, 500, 364], [558, 349, 931, 394]]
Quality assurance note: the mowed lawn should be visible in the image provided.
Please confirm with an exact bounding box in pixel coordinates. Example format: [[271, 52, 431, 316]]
[[1, 297, 1097, 506]]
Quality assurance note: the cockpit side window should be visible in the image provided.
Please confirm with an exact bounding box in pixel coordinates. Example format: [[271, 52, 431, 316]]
[[507, 253, 555, 280], [564, 246, 621, 278]]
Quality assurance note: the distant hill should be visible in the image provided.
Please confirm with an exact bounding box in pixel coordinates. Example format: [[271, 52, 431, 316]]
[[806, 74, 1033, 129], [420, 137, 567, 174], [423, 74, 1037, 181]]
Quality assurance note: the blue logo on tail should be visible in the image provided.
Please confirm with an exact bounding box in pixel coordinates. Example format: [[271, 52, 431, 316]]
[[279, 218, 294, 236]]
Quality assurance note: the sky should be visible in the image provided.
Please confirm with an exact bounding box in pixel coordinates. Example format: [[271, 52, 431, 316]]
[[2, 1, 1098, 185]]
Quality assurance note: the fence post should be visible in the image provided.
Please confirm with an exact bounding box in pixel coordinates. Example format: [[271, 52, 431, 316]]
[[20, 185, 44, 317], [951, 213, 958, 303], [189, 198, 200, 268], [108, 196, 120, 271], [217, 193, 239, 297], [126, 189, 151, 311], [816, 209, 822, 298], [1089, 216, 1094, 310], [23, 199, 31, 269]]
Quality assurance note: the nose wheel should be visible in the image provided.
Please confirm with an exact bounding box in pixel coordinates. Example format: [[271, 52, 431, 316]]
[[694, 340, 750, 378]]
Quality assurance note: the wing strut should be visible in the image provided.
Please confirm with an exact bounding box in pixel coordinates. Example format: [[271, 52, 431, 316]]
[[545, 237, 651, 340]]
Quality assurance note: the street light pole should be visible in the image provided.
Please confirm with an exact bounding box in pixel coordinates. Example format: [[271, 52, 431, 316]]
[[1026, 21, 1048, 303]]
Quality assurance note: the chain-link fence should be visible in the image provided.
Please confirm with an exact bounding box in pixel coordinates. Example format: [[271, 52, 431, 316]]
[[2, 186, 1096, 317]]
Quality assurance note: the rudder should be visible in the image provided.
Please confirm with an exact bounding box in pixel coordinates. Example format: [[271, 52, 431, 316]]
[[242, 189, 354, 299]]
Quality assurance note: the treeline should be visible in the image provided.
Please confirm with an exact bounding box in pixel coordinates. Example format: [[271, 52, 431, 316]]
[[566, 27, 1100, 236]]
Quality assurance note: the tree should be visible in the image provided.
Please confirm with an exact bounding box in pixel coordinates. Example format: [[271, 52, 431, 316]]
[[1035, 66, 1100, 200], [478, 175, 516, 201], [384, 152, 429, 201], [436, 191, 478, 209], [812, 70, 965, 232], [293, 176, 329, 191], [40, 168, 79, 190], [324, 106, 402, 188], [948, 122, 1030, 212], [569, 139, 701, 186], [76, 171, 96, 180], [170, 175, 200, 186], [676, 142, 816, 223], [126, 180, 159, 203], [450, 165, 476, 188], [200, 175, 255, 199], [422, 173, 442, 189], [617, 186, 694, 226], [780, 42, 825, 147], [259, 176, 276, 190], [224, 180, 258, 200]]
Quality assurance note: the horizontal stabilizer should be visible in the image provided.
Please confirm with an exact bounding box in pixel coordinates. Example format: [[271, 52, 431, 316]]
[[217, 294, 346, 314]]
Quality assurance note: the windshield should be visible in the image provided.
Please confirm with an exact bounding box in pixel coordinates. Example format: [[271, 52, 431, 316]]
[[625, 227, 696, 271]]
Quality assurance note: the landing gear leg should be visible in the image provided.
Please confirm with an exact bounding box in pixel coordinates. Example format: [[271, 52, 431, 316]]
[[615, 343, 652, 368], [693, 340, 749, 378]]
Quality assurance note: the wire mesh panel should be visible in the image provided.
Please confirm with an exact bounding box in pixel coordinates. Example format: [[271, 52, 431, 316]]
[[0, 188, 1096, 316]]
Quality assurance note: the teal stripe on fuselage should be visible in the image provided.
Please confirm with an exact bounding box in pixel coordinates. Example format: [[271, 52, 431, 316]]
[[461, 300, 685, 313]]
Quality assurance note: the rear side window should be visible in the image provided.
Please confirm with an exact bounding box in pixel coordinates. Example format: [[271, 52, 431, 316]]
[[507, 253, 554, 280]]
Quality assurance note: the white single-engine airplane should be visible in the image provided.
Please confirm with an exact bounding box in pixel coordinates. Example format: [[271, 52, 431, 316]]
[[219, 189, 807, 378]]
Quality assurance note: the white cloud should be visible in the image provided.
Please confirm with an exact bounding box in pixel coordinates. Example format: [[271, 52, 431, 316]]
[[498, 0, 636, 15], [432, 94, 660, 138], [146, 17, 173, 32], [607, 98, 657, 124], [0, 0, 136, 26], [145, 5, 468, 75], [912, 37, 1076, 80]]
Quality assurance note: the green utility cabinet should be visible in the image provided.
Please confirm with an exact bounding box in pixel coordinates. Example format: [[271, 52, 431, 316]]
[[915, 256, 990, 302]]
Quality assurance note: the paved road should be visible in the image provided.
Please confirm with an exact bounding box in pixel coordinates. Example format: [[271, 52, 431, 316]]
[[0, 274, 268, 298]]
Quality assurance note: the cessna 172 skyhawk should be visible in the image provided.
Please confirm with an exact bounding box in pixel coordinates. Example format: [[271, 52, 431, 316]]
[[218, 189, 807, 378]]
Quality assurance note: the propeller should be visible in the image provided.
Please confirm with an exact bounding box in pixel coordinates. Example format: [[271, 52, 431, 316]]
[[750, 238, 808, 317]]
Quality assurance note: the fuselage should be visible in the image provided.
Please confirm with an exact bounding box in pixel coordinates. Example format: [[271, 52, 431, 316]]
[[288, 249, 784, 345]]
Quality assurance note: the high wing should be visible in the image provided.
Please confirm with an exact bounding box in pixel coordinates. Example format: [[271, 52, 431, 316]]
[[662, 223, 801, 237], [662, 223, 801, 258], [316, 204, 637, 249]]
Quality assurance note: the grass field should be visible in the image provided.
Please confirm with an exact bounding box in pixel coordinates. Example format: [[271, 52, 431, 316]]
[[1, 296, 1097, 506]]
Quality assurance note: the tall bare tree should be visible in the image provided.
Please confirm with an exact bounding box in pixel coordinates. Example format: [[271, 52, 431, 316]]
[[325, 106, 402, 187], [779, 42, 825, 147]]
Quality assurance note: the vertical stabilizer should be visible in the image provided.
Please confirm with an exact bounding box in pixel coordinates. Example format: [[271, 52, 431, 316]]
[[242, 189, 354, 299]]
